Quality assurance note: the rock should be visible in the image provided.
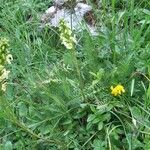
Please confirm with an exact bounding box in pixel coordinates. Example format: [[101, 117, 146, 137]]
[[49, 3, 92, 27], [75, 3, 92, 16], [45, 6, 56, 14], [41, 1, 98, 36], [54, 0, 66, 6], [54, 0, 84, 6], [41, 6, 57, 22]]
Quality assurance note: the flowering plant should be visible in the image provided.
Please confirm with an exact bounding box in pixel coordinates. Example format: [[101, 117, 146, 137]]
[[58, 19, 76, 50], [0, 38, 13, 91]]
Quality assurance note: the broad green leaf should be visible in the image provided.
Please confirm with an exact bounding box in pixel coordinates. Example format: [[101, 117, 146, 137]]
[[4, 141, 12, 150], [92, 139, 105, 150], [87, 114, 95, 122], [18, 102, 28, 117]]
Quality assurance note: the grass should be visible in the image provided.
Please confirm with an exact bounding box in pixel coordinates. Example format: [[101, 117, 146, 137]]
[[0, 0, 150, 149]]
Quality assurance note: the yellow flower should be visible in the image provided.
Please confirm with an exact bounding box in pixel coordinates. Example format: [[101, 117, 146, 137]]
[[6, 54, 13, 64], [1, 82, 7, 92], [0, 38, 9, 50], [0, 65, 4, 71], [0, 37, 13, 92], [58, 19, 76, 50], [0, 68, 10, 82], [0, 68, 10, 92], [111, 84, 125, 96], [0, 37, 10, 65]]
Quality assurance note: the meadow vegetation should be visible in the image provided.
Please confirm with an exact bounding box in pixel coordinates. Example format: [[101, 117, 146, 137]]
[[0, 0, 150, 149]]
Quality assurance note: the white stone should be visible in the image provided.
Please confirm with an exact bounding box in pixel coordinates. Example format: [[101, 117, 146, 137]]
[[54, 0, 66, 6], [75, 2, 92, 15], [42, 2, 98, 36], [50, 3, 92, 28], [46, 6, 56, 14]]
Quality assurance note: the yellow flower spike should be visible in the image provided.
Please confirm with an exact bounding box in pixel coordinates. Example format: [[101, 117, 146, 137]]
[[111, 84, 125, 96], [0, 69, 10, 82], [0, 65, 4, 71], [58, 19, 76, 50], [6, 54, 13, 64], [1, 82, 7, 92], [0, 37, 13, 92]]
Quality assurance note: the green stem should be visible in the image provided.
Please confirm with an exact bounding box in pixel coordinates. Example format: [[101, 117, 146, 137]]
[[71, 47, 86, 102]]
